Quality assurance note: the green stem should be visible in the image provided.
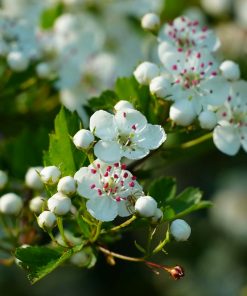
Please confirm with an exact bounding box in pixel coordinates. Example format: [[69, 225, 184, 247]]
[[152, 226, 170, 254], [90, 221, 102, 243], [57, 217, 70, 247], [87, 151, 95, 164], [110, 215, 137, 232], [180, 133, 212, 149]]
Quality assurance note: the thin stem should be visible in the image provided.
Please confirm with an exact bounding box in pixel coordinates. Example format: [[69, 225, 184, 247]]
[[180, 133, 212, 149], [110, 215, 137, 232], [57, 217, 70, 247], [90, 221, 102, 243], [98, 246, 145, 263], [153, 226, 170, 254], [87, 151, 95, 164]]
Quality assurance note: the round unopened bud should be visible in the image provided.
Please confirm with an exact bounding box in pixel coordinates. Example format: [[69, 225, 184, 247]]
[[73, 129, 94, 150], [151, 208, 163, 224], [70, 249, 92, 267], [198, 110, 217, 129], [0, 170, 8, 190], [134, 62, 160, 85], [150, 76, 171, 98], [141, 13, 160, 31], [29, 196, 45, 214], [170, 100, 196, 126], [135, 196, 157, 218], [219, 60, 240, 81], [36, 62, 52, 78], [40, 166, 61, 185], [0, 193, 23, 215], [7, 51, 29, 72], [37, 211, 56, 229], [170, 219, 191, 241], [114, 100, 134, 111], [48, 192, 71, 215], [57, 176, 76, 196], [25, 167, 43, 190]]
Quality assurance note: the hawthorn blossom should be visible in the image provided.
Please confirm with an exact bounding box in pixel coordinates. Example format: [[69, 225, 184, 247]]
[[74, 159, 143, 221], [213, 80, 247, 155], [158, 16, 220, 54], [89, 107, 166, 163], [160, 50, 229, 120]]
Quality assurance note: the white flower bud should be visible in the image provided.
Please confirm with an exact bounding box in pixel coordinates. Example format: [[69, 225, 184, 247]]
[[0, 170, 8, 190], [37, 211, 56, 229], [48, 192, 71, 216], [199, 110, 217, 130], [135, 196, 157, 218], [57, 176, 76, 196], [7, 51, 29, 72], [170, 100, 196, 126], [40, 166, 61, 185], [70, 251, 90, 267], [56, 230, 82, 247], [29, 196, 45, 214], [219, 60, 240, 81], [25, 167, 43, 190], [150, 76, 171, 98], [36, 62, 52, 78], [151, 208, 163, 224], [170, 219, 191, 241], [141, 13, 160, 31], [134, 62, 160, 85], [0, 193, 23, 215], [114, 100, 134, 111], [73, 129, 94, 150]]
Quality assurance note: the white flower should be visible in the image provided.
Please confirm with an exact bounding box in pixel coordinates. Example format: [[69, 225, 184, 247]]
[[37, 211, 56, 229], [0, 193, 23, 215], [25, 167, 43, 190], [36, 62, 52, 79], [170, 100, 197, 126], [150, 76, 171, 98], [151, 208, 163, 224], [74, 159, 143, 222], [158, 16, 220, 54], [160, 50, 229, 116], [198, 110, 217, 129], [213, 80, 247, 155], [0, 170, 8, 190], [40, 166, 61, 185], [114, 100, 134, 112], [141, 13, 160, 31], [7, 51, 29, 72], [201, 0, 231, 17], [73, 129, 95, 150], [134, 62, 160, 85], [219, 60, 240, 81], [57, 176, 77, 196], [90, 109, 166, 163], [29, 196, 45, 214], [170, 219, 191, 241], [135, 196, 158, 217], [70, 251, 91, 267], [48, 192, 72, 216]]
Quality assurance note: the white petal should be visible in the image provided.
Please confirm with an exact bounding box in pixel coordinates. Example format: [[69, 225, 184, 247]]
[[74, 167, 100, 199], [94, 140, 122, 163], [86, 197, 118, 222], [122, 146, 149, 160], [213, 125, 241, 156], [89, 110, 118, 141], [201, 77, 230, 106], [240, 127, 247, 153], [136, 124, 166, 150], [117, 201, 132, 217], [161, 52, 185, 74], [115, 109, 147, 134]]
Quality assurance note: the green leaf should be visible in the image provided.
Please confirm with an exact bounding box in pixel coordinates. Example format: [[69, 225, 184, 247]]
[[43, 107, 87, 176], [148, 177, 177, 207], [165, 188, 212, 220], [40, 4, 63, 29], [88, 90, 119, 111], [15, 245, 83, 284]]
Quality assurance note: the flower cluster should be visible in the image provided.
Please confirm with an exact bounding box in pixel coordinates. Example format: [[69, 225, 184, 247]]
[[136, 14, 247, 155]]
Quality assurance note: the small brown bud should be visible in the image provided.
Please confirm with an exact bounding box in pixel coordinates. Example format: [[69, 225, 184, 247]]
[[166, 265, 184, 280]]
